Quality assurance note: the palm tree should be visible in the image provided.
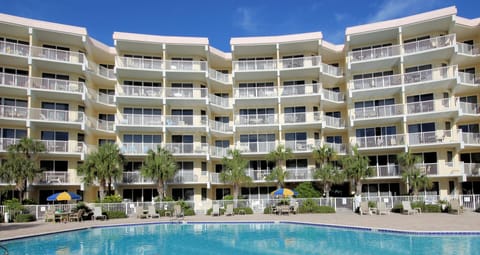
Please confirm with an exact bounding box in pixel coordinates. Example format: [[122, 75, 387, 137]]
[[341, 146, 374, 196], [313, 145, 343, 197], [78, 143, 124, 201], [0, 137, 45, 201], [220, 149, 251, 204], [141, 146, 178, 200], [265, 144, 293, 188], [398, 150, 431, 196]]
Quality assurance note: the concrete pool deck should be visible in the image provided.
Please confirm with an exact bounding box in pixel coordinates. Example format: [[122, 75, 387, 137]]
[[1, 211, 480, 241]]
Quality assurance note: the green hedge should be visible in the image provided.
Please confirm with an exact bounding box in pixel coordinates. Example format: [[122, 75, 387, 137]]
[[105, 211, 127, 219], [15, 213, 36, 222], [298, 199, 335, 214], [392, 201, 442, 213], [234, 207, 253, 214]]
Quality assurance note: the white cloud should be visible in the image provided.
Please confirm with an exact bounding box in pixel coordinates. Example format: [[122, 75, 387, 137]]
[[235, 7, 258, 33], [368, 0, 437, 23]]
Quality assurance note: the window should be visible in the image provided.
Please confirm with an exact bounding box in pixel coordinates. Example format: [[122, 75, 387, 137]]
[[286, 159, 308, 169], [239, 134, 275, 152], [407, 122, 435, 133], [404, 64, 433, 83], [282, 80, 306, 95], [172, 188, 194, 201], [172, 135, 193, 143], [284, 106, 306, 123], [41, 131, 68, 141], [1, 98, 27, 107], [326, 136, 342, 144], [123, 107, 161, 125], [249, 160, 275, 170], [458, 124, 479, 133], [99, 113, 115, 121], [98, 139, 115, 145], [215, 188, 230, 200], [40, 160, 68, 172], [124, 161, 143, 172], [285, 132, 307, 150], [201, 188, 207, 201], [356, 126, 397, 137]]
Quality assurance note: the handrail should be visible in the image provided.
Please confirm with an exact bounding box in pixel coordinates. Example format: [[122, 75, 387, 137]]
[[0, 244, 8, 255]]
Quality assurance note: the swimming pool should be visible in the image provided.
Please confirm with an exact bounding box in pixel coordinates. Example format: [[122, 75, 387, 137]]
[[3, 222, 480, 255]]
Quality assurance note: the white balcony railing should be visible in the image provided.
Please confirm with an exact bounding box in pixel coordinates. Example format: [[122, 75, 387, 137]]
[[351, 74, 402, 90], [210, 146, 230, 158], [464, 163, 480, 176], [372, 165, 400, 177], [116, 56, 163, 70], [349, 44, 402, 62], [322, 89, 345, 102], [121, 143, 161, 154], [323, 115, 345, 128], [118, 114, 163, 126], [457, 42, 480, 56], [98, 65, 115, 79], [39, 171, 69, 184], [415, 163, 438, 175], [0, 138, 20, 151], [233, 59, 277, 71], [285, 140, 310, 152], [462, 132, 480, 145], [403, 34, 455, 54], [321, 63, 343, 77], [0, 73, 29, 88], [353, 104, 404, 120], [29, 108, 84, 123], [246, 169, 272, 181], [235, 87, 277, 98], [237, 142, 276, 153], [408, 130, 459, 145], [324, 142, 347, 154], [459, 101, 479, 115], [31, 46, 85, 64], [96, 119, 114, 131], [165, 143, 208, 154], [164, 59, 206, 71], [284, 112, 307, 124], [458, 72, 480, 86], [123, 171, 153, 184], [403, 65, 456, 85], [96, 92, 115, 105], [209, 120, 233, 133], [236, 114, 277, 125], [281, 83, 320, 97], [0, 105, 28, 119], [119, 85, 163, 97], [41, 140, 85, 153], [30, 77, 84, 94], [0, 41, 29, 57], [406, 98, 455, 114], [165, 87, 207, 99], [286, 168, 313, 180], [208, 68, 231, 83], [172, 171, 197, 183], [280, 56, 320, 69], [165, 115, 207, 126], [209, 94, 231, 108], [355, 134, 406, 148]]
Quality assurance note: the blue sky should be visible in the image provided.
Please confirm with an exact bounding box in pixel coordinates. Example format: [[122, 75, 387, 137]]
[[1, 0, 479, 52]]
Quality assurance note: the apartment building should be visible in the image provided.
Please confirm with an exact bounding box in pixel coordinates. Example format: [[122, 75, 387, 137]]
[[0, 6, 478, 211]]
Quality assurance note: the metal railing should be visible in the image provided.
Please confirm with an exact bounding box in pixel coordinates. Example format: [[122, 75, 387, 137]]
[[458, 101, 479, 115], [353, 104, 404, 120], [323, 115, 345, 128], [165, 87, 207, 99], [96, 92, 115, 105], [0, 105, 28, 119], [38, 171, 69, 184], [164, 115, 207, 126], [408, 130, 459, 145], [406, 98, 455, 114], [31, 46, 85, 64], [457, 42, 480, 55], [209, 120, 233, 133], [351, 74, 402, 90], [322, 88, 345, 102], [164, 143, 208, 154], [0, 73, 29, 88], [123, 171, 153, 184], [29, 108, 84, 123], [208, 68, 231, 83], [464, 163, 480, 176], [403, 34, 455, 54], [116, 56, 163, 70], [210, 146, 230, 158], [321, 63, 343, 76], [404, 65, 456, 85], [118, 114, 163, 126], [235, 87, 277, 98], [349, 44, 402, 62], [97, 64, 116, 79], [164, 59, 207, 71], [371, 165, 400, 177], [324, 142, 347, 154], [30, 77, 84, 93], [354, 134, 406, 149], [280, 83, 320, 96], [237, 141, 276, 153], [458, 72, 480, 85], [0, 40, 29, 57], [280, 56, 320, 69], [121, 143, 162, 155], [233, 59, 277, 71], [119, 85, 163, 97], [209, 94, 231, 108], [236, 114, 277, 125], [284, 140, 312, 152], [462, 132, 480, 145], [286, 168, 313, 180], [41, 140, 85, 153], [0, 138, 20, 151], [96, 119, 115, 131]]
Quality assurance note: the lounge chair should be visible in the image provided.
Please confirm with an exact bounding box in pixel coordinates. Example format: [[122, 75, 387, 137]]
[[359, 201, 371, 215], [69, 209, 84, 222], [147, 205, 160, 218], [279, 205, 290, 215], [291, 202, 299, 215], [449, 199, 464, 215], [212, 204, 220, 216], [225, 204, 234, 216], [44, 207, 57, 223], [376, 202, 389, 215], [174, 204, 184, 220], [402, 201, 421, 215], [136, 206, 147, 219], [92, 206, 107, 220]]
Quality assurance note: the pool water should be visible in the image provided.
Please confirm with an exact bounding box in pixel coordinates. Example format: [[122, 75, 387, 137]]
[[3, 222, 480, 255]]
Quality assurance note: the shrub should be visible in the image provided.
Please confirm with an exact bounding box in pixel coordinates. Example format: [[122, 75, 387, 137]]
[[100, 195, 123, 203], [424, 204, 441, 213], [263, 207, 273, 214], [234, 207, 253, 214], [391, 203, 403, 213], [368, 201, 377, 208], [22, 198, 37, 205], [105, 211, 127, 219], [4, 198, 25, 222], [223, 195, 234, 200], [298, 198, 335, 214], [315, 206, 336, 213], [206, 208, 225, 215], [15, 213, 36, 222], [184, 208, 195, 216], [295, 182, 322, 198]]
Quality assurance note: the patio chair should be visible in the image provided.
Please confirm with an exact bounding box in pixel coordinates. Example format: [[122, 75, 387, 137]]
[[136, 206, 147, 219], [69, 209, 84, 222], [280, 205, 290, 215], [291, 202, 299, 215], [402, 201, 421, 215], [174, 204, 184, 220], [449, 199, 464, 215], [147, 205, 160, 218], [225, 204, 234, 216], [359, 201, 371, 215], [376, 202, 390, 215], [212, 204, 220, 216], [92, 206, 107, 220], [44, 207, 57, 223]]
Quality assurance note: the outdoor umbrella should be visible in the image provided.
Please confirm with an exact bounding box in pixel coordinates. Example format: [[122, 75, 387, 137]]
[[46, 191, 82, 202], [271, 188, 298, 197]]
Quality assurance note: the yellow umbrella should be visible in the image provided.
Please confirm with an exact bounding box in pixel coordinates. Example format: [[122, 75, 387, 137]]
[[271, 188, 298, 197]]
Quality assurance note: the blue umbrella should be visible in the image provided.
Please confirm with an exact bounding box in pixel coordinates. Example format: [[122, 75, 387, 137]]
[[47, 191, 82, 202], [271, 188, 298, 197]]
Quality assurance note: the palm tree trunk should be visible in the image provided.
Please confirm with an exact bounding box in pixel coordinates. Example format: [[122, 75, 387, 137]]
[[233, 184, 239, 208], [99, 179, 106, 201], [157, 180, 164, 201], [324, 183, 330, 198], [355, 180, 362, 196]]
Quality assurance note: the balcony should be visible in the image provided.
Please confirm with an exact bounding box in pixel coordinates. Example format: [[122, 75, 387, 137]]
[[280, 83, 320, 104], [123, 171, 153, 184], [121, 143, 161, 155], [237, 142, 276, 154], [171, 171, 198, 184], [30, 46, 85, 73], [165, 115, 207, 131], [461, 132, 480, 147], [87, 62, 116, 83], [324, 142, 347, 155], [116, 85, 163, 105], [0, 138, 20, 152], [116, 114, 163, 131], [323, 115, 345, 129], [209, 120, 233, 135], [209, 94, 232, 110], [404, 65, 457, 93], [234, 87, 277, 105], [321, 88, 345, 103], [403, 34, 456, 63], [208, 68, 231, 84], [321, 63, 343, 77], [456, 72, 480, 94], [164, 59, 207, 80], [30, 77, 85, 101], [408, 130, 460, 147], [455, 43, 480, 66], [354, 134, 406, 150], [464, 163, 480, 176], [406, 98, 457, 121], [97, 64, 116, 79], [41, 140, 85, 155], [37, 171, 70, 184], [115, 56, 163, 79], [165, 143, 208, 155], [348, 44, 401, 72], [352, 104, 404, 125], [233, 59, 277, 80], [246, 169, 272, 181], [415, 163, 439, 175], [0, 73, 29, 95], [282, 112, 321, 128], [0, 105, 28, 123], [93, 91, 115, 106], [236, 114, 278, 131], [285, 140, 312, 153], [165, 87, 207, 103], [210, 146, 230, 158], [29, 108, 84, 129], [350, 74, 403, 99], [285, 168, 313, 181], [92, 119, 114, 133], [458, 101, 479, 117], [0, 41, 29, 66], [279, 56, 321, 78]]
